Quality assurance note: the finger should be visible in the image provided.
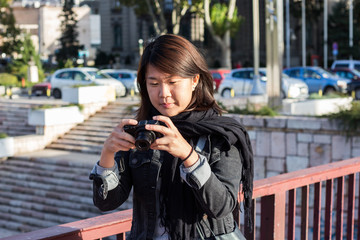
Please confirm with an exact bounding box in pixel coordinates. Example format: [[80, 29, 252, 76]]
[[111, 130, 136, 144], [116, 119, 138, 129], [152, 115, 176, 129]]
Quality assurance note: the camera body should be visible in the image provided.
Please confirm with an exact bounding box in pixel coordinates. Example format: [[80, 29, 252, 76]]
[[123, 120, 164, 151]]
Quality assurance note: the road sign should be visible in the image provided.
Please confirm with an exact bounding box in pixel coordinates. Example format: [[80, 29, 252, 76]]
[[332, 42, 338, 51]]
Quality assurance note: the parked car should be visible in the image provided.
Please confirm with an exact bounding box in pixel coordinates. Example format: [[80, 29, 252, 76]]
[[210, 69, 230, 91], [99, 69, 138, 95], [50, 67, 126, 99], [218, 68, 309, 99], [331, 59, 360, 71], [331, 68, 360, 82], [283, 66, 350, 95], [31, 82, 51, 96], [31, 76, 51, 96]]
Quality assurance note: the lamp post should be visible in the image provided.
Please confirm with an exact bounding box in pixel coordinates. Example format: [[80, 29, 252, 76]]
[[324, 0, 328, 69], [302, 0, 306, 67], [349, 0, 353, 60], [251, 0, 263, 95], [285, 0, 290, 68]]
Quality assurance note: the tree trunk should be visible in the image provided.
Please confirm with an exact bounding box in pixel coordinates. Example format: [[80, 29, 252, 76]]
[[220, 32, 232, 68]]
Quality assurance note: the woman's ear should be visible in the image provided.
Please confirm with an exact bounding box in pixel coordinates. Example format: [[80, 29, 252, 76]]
[[192, 74, 200, 88]]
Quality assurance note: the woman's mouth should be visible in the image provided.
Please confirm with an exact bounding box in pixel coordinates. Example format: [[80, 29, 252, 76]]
[[161, 103, 173, 108]]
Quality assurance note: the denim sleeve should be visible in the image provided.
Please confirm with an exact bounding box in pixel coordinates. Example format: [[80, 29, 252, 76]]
[[192, 140, 243, 219], [179, 153, 211, 189], [90, 151, 133, 212], [89, 161, 120, 200]]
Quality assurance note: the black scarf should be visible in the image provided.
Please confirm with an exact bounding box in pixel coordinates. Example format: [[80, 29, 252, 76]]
[[150, 107, 254, 239]]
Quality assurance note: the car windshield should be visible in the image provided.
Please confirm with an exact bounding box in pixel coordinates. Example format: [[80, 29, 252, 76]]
[[315, 68, 338, 78], [87, 71, 112, 79], [351, 69, 360, 76]]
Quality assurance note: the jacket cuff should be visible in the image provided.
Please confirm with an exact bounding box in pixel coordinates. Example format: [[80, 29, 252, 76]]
[[180, 153, 211, 189], [89, 161, 120, 199]]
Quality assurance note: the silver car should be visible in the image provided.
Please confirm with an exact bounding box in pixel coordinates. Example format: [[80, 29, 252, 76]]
[[218, 68, 309, 99], [50, 67, 126, 99], [99, 69, 138, 96]]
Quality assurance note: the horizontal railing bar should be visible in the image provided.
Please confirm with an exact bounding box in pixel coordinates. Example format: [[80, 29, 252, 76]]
[[2, 209, 133, 240], [253, 157, 360, 198]]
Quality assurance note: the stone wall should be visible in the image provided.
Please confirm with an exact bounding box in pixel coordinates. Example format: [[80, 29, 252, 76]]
[[228, 114, 360, 180]]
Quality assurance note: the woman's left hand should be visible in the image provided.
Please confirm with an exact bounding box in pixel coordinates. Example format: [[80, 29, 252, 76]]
[[145, 115, 197, 165]]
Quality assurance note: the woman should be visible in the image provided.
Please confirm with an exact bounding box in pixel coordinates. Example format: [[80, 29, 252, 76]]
[[90, 34, 253, 239]]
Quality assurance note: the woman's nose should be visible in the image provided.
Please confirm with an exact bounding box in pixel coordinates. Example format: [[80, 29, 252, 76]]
[[159, 84, 171, 97]]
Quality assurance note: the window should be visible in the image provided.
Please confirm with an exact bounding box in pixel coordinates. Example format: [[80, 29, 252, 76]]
[[233, 71, 249, 79], [56, 71, 72, 79], [334, 64, 349, 69], [212, 73, 221, 79], [73, 71, 86, 81], [113, 25, 122, 48], [121, 73, 131, 79], [354, 64, 360, 71], [288, 69, 300, 78], [305, 69, 320, 79]]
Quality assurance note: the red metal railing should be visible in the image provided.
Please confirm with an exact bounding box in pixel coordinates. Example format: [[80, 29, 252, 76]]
[[3, 157, 360, 240]]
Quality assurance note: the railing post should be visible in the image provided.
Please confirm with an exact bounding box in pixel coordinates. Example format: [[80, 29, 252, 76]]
[[301, 186, 309, 240], [260, 192, 286, 240]]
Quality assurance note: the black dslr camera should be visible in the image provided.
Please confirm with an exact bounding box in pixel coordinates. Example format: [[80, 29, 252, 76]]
[[123, 120, 164, 151]]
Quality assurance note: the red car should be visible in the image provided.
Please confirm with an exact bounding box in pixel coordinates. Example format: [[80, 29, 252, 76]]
[[31, 81, 51, 96], [210, 69, 230, 91]]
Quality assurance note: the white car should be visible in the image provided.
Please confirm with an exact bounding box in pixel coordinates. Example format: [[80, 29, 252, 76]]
[[50, 67, 126, 99], [99, 69, 138, 95], [331, 59, 360, 71], [218, 68, 309, 99]]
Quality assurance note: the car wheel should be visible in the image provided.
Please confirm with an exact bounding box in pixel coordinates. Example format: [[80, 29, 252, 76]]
[[324, 87, 336, 95], [53, 89, 62, 99], [221, 88, 232, 98], [355, 88, 360, 100]]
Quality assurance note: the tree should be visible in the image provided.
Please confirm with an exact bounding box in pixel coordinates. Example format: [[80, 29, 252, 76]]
[[55, 0, 83, 68], [10, 34, 45, 82], [119, 0, 200, 35], [0, 0, 22, 57], [204, 0, 243, 68]]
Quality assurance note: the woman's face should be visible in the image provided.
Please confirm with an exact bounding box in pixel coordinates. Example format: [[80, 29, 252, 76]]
[[146, 64, 198, 117]]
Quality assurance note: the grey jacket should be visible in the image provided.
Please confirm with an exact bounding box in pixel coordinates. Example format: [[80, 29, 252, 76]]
[[90, 135, 243, 239]]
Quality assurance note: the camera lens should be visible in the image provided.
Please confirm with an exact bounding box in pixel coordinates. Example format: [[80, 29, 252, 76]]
[[135, 131, 156, 151]]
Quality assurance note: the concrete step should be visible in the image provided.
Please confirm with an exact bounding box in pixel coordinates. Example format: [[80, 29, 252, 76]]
[[72, 125, 113, 132], [52, 138, 104, 147], [47, 143, 102, 154], [61, 134, 107, 143]]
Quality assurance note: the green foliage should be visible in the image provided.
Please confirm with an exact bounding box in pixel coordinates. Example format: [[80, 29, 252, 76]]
[[210, 3, 243, 37], [9, 34, 45, 83], [64, 59, 75, 68], [56, 0, 83, 68], [324, 101, 360, 137], [32, 103, 83, 111], [0, 132, 8, 139], [308, 92, 348, 99], [0, 1, 22, 56], [0, 73, 17, 86]]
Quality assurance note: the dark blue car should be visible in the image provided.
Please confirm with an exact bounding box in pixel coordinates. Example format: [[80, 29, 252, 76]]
[[283, 66, 350, 95]]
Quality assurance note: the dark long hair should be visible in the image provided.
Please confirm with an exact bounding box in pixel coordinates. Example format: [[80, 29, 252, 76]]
[[136, 34, 223, 120]]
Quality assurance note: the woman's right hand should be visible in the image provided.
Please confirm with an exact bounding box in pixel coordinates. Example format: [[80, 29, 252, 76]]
[[99, 119, 138, 168]]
